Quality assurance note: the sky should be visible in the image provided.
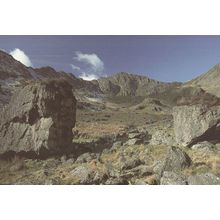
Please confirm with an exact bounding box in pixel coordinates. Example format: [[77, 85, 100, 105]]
[[1, 35, 220, 82]]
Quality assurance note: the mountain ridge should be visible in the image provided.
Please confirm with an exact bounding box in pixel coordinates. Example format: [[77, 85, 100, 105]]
[[1, 49, 220, 109]]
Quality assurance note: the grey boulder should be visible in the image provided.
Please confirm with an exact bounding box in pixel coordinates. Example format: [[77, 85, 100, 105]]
[[160, 171, 187, 185], [0, 79, 76, 157], [71, 166, 95, 184], [173, 104, 220, 146], [163, 146, 192, 172], [188, 173, 220, 185]]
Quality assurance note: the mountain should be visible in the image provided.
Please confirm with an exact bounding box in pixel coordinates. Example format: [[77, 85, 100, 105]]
[[0, 50, 182, 108], [97, 72, 181, 96], [187, 64, 220, 97], [3, 49, 220, 110], [0, 50, 102, 107]]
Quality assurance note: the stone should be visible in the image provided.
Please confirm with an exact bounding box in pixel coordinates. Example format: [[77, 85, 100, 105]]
[[111, 141, 123, 150], [45, 179, 60, 185], [163, 146, 192, 172], [65, 158, 75, 164], [134, 179, 147, 185], [188, 173, 220, 185], [119, 156, 142, 170], [60, 155, 67, 163], [119, 165, 153, 180], [104, 162, 120, 178], [128, 165, 153, 177], [124, 138, 143, 146], [191, 141, 214, 151], [0, 79, 76, 157], [71, 166, 95, 184], [150, 129, 176, 146], [93, 171, 108, 184], [105, 177, 129, 185], [160, 171, 187, 185], [114, 132, 128, 142], [128, 132, 144, 139], [153, 160, 165, 177], [173, 105, 220, 146], [75, 152, 97, 163]]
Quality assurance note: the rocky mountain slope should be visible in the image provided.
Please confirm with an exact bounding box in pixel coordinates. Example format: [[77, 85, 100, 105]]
[[2, 48, 220, 116], [0, 49, 181, 109], [186, 64, 220, 97], [0, 50, 101, 108], [98, 72, 180, 96]]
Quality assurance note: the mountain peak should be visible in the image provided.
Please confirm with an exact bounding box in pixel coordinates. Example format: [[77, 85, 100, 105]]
[[112, 71, 149, 79], [97, 71, 176, 96]]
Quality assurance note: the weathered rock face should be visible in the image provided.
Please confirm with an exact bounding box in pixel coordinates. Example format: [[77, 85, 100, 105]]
[[0, 79, 76, 157], [173, 104, 220, 146], [163, 146, 192, 172]]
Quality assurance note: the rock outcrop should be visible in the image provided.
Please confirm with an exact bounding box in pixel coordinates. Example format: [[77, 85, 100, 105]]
[[163, 146, 192, 172], [0, 79, 76, 157], [173, 104, 220, 146]]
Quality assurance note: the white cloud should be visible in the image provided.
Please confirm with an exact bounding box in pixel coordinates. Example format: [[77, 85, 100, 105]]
[[10, 48, 33, 67], [70, 64, 81, 71], [79, 72, 98, 81], [74, 51, 104, 73], [71, 51, 105, 81]]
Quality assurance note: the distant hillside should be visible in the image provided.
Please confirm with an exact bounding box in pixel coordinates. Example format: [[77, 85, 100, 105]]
[[4, 49, 220, 110], [0, 50, 183, 108], [186, 64, 220, 97], [97, 72, 181, 96]]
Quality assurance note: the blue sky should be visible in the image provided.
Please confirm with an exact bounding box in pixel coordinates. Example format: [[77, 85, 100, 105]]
[[1, 35, 220, 82]]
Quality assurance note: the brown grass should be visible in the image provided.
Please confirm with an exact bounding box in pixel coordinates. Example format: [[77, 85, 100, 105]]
[[73, 122, 126, 138]]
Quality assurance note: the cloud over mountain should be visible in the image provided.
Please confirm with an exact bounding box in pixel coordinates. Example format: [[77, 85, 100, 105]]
[[10, 48, 33, 67], [71, 51, 105, 81]]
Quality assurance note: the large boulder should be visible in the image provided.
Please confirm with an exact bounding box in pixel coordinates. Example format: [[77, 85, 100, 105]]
[[0, 79, 76, 157], [173, 104, 220, 146], [160, 171, 187, 185], [163, 146, 192, 172], [188, 173, 220, 185]]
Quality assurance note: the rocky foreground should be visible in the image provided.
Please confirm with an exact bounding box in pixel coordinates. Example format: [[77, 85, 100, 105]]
[[1, 78, 220, 184]]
